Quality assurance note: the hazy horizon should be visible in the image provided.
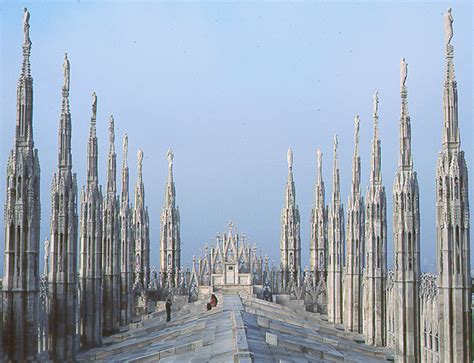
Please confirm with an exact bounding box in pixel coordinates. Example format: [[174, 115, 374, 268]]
[[1, 1, 472, 276]]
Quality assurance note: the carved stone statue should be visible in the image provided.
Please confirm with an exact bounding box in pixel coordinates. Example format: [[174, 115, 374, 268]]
[[109, 115, 115, 144], [333, 134, 338, 155], [400, 58, 408, 89], [123, 134, 128, 159], [91, 92, 97, 116], [63, 53, 70, 91], [354, 115, 360, 144], [373, 91, 379, 116], [445, 8, 453, 46], [137, 149, 144, 169], [167, 147, 174, 168], [287, 147, 293, 169], [23, 8, 30, 44]]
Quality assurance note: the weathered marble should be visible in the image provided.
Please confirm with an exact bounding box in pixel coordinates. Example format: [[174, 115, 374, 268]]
[[392, 58, 421, 363], [2, 7, 41, 360], [102, 116, 121, 335], [344, 115, 364, 333], [363, 91, 388, 347], [133, 149, 150, 293], [309, 148, 328, 288], [160, 148, 181, 287], [436, 10, 471, 362], [327, 135, 344, 325], [280, 147, 301, 283], [47, 53, 79, 361], [79, 92, 103, 348], [120, 134, 134, 326]]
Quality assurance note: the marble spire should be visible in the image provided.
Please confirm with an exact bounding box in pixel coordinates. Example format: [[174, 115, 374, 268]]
[[160, 148, 181, 287], [363, 91, 387, 346], [2, 8, 41, 360], [279, 147, 301, 282], [79, 92, 103, 348], [310, 148, 328, 288], [344, 116, 365, 333], [436, 8, 471, 362], [120, 133, 133, 325], [102, 115, 121, 335], [47, 52, 78, 361], [133, 149, 150, 295], [393, 58, 421, 362], [327, 134, 344, 325]]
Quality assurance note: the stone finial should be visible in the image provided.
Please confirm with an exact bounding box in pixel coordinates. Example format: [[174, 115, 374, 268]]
[[445, 8, 453, 47], [333, 134, 338, 157], [167, 147, 174, 168], [63, 53, 70, 91], [287, 147, 293, 169], [400, 58, 408, 90], [23, 7, 30, 44], [373, 91, 379, 118]]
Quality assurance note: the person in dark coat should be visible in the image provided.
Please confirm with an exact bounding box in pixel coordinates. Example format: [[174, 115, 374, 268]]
[[165, 298, 172, 322]]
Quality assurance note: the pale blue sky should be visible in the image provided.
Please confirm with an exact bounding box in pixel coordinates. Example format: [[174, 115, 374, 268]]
[[1, 1, 472, 275]]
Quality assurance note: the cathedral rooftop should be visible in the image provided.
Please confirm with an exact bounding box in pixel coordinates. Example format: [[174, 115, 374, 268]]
[[78, 294, 394, 362]]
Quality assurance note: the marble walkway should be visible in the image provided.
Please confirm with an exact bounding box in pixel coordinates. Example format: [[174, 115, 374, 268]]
[[77, 294, 394, 362]]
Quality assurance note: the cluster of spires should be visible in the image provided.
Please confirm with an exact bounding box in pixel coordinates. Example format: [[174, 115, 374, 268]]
[[0, 6, 470, 363], [279, 8, 469, 362], [0, 8, 180, 361]]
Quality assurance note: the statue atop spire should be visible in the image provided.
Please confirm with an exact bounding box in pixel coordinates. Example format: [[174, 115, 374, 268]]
[[354, 115, 360, 154], [23, 7, 31, 45], [444, 8, 453, 47], [63, 53, 70, 92], [400, 58, 408, 90], [287, 147, 293, 169], [138, 148, 143, 171], [167, 147, 174, 168], [333, 134, 338, 158], [109, 115, 115, 145], [123, 133, 128, 166], [92, 92, 97, 119], [317, 148, 322, 180], [137, 148, 144, 185], [373, 91, 379, 118]]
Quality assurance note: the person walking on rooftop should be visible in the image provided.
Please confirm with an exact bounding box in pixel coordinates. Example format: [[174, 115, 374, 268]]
[[165, 297, 172, 322]]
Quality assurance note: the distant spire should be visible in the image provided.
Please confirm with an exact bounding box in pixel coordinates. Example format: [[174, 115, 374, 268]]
[[58, 53, 72, 170], [351, 116, 361, 196], [87, 92, 99, 184], [285, 147, 296, 207], [165, 147, 176, 207], [399, 58, 412, 170], [106, 115, 116, 193], [442, 8, 460, 149], [370, 91, 382, 184], [121, 133, 129, 206], [332, 134, 340, 203]]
